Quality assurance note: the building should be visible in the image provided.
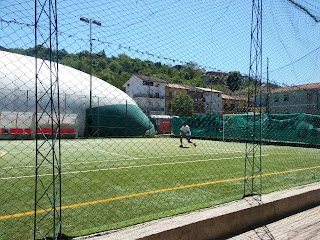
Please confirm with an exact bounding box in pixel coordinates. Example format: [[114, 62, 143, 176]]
[[165, 83, 189, 115], [123, 77, 195, 116], [187, 86, 206, 115], [196, 87, 222, 115], [266, 83, 320, 114], [124, 75, 224, 116], [166, 84, 223, 115], [123, 74, 167, 115], [222, 94, 248, 114]]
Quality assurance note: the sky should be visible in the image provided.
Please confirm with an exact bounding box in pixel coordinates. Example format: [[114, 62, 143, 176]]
[[1, 0, 320, 87]]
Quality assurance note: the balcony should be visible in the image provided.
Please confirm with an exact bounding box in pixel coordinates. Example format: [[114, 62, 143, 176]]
[[133, 93, 165, 99]]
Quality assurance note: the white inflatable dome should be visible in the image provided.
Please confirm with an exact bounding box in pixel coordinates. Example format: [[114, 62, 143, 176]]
[[0, 50, 154, 137]]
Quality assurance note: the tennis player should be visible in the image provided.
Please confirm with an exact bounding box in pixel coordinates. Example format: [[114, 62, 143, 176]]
[[179, 121, 196, 148]]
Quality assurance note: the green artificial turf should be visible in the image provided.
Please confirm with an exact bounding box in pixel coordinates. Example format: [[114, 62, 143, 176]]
[[0, 138, 319, 239]]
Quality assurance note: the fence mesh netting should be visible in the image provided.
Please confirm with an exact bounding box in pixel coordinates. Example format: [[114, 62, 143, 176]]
[[0, 0, 320, 239]]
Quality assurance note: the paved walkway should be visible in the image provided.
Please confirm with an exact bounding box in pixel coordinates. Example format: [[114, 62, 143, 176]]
[[229, 205, 320, 240]]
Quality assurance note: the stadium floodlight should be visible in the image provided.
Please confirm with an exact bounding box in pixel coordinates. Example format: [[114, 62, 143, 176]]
[[92, 20, 102, 26], [79, 17, 102, 110], [80, 17, 90, 23]]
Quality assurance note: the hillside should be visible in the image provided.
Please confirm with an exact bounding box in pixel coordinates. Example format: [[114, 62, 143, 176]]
[[6, 46, 278, 95]]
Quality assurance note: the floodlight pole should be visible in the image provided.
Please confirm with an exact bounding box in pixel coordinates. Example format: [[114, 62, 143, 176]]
[[80, 17, 101, 136], [80, 17, 101, 110]]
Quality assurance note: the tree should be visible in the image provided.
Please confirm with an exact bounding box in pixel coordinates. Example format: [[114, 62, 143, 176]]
[[226, 71, 243, 91], [171, 94, 194, 116], [109, 61, 121, 73]]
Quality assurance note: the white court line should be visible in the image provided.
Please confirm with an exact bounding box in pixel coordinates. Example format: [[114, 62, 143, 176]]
[[0, 150, 245, 170], [63, 147, 136, 159], [135, 151, 243, 160], [1, 158, 132, 169], [8, 150, 35, 154], [202, 149, 244, 153], [0, 154, 269, 180], [63, 142, 137, 159]]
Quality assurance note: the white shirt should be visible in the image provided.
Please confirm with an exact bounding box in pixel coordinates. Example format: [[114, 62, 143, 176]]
[[180, 125, 191, 136]]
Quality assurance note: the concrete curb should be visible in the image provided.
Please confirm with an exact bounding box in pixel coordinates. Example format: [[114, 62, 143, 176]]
[[140, 188, 320, 240]]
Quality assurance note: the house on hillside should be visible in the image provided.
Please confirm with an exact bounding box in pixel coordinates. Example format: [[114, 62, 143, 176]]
[[123, 74, 167, 115], [165, 84, 223, 115], [124, 75, 223, 116], [165, 83, 189, 115], [222, 94, 248, 114], [196, 87, 222, 115], [187, 86, 207, 115], [266, 83, 320, 114]]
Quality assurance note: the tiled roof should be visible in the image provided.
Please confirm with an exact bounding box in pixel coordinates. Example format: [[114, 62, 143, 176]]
[[271, 82, 320, 93], [166, 83, 189, 90], [222, 94, 246, 100], [166, 84, 220, 93], [196, 87, 221, 93], [166, 84, 202, 92]]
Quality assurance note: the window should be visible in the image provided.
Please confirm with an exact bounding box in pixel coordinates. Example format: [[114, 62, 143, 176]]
[[307, 93, 312, 101], [143, 81, 154, 86]]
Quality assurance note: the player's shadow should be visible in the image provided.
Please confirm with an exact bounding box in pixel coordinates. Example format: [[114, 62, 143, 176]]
[[179, 146, 189, 148]]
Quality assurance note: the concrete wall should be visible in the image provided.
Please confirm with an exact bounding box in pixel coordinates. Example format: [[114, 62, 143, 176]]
[[140, 186, 320, 240]]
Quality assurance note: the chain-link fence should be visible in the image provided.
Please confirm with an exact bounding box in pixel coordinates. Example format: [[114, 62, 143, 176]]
[[1, 0, 320, 239]]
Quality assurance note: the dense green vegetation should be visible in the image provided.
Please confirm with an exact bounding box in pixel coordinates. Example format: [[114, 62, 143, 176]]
[[7, 46, 279, 94]]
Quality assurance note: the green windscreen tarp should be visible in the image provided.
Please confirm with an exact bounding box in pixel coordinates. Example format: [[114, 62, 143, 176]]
[[172, 113, 320, 145], [85, 104, 155, 137]]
